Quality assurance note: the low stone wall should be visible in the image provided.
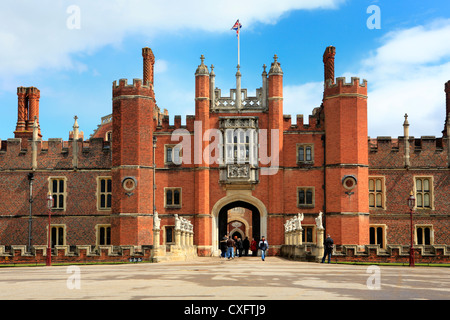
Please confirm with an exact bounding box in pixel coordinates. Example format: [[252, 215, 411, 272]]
[[281, 244, 450, 264], [0, 245, 152, 265]]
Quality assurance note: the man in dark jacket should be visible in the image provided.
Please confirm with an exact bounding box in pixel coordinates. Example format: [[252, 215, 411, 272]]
[[321, 234, 334, 263], [242, 237, 250, 256]]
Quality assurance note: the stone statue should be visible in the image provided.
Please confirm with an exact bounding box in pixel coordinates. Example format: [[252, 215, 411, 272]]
[[297, 213, 304, 229], [315, 211, 323, 229], [153, 211, 161, 230], [174, 214, 181, 230]]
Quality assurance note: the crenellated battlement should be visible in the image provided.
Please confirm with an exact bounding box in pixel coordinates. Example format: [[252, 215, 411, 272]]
[[112, 78, 154, 98], [324, 77, 368, 98], [283, 113, 322, 132], [0, 136, 111, 171], [369, 135, 448, 168]]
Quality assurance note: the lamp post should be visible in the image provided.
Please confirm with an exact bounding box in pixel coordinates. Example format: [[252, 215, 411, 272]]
[[153, 136, 157, 216], [46, 191, 53, 266], [407, 191, 415, 267]]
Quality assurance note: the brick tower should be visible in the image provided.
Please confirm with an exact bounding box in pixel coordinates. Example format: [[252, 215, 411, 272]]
[[322, 46, 370, 246], [111, 47, 156, 246], [194, 55, 211, 255]]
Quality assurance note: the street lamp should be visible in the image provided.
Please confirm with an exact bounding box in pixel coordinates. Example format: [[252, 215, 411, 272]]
[[46, 191, 53, 266], [153, 136, 157, 215], [407, 191, 416, 267]]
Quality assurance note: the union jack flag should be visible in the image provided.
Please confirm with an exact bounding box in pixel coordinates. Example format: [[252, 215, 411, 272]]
[[231, 19, 242, 36]]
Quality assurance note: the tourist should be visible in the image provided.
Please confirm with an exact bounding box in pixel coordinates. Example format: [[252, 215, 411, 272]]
[[250, 238, 258, 256], [243, 237, 250, 256], [321, 234, 334, 263], [220, 235, 228, 258], [226, 235, 234, 259], [259, 236, 269, 261]]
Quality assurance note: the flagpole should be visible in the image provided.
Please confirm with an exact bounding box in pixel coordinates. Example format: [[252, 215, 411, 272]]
[[238, 30, 240, 67]]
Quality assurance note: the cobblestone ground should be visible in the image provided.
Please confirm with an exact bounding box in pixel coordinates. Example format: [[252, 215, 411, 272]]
[[0, 256, 448, 300]]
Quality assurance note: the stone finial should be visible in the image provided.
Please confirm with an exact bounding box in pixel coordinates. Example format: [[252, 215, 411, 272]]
[[210, 64, 215, 76], [262, 64, 267, 75], [195, 54, 209, 76], [268, 54, 283, 75]]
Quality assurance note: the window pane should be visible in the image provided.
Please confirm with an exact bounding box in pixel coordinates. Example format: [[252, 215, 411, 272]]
[[51, 227, 56, 248], [369, 179, 374, 192], [174, 190, 180, 205], [298, 148, 304, 162], [166, 190, 172, 205], [424, 228, 431, 245], [52, 180, 58, 193], [101, 179, 105, 193], [417, 227, 423, 245], [107, 194, 112, 208], [377, 227, 383, 247], [423, 179, 430, 192], [417, 194, 423, 207], [166, 227, 173, 243], [59, 195, 64, 208], [424, 193, 430, 207], [59, 180, 64, 193], [376, 194, 382, 207], [100, 194, 105, 208], [306, 190, 313, 204], [298, 190, 305, 205], [370, 227, 375, 244], [376, 179, 382, 192], [167, 147, 172, 162], [106, 227, 111, 245], [306, 147, 312, 161], [416, 179, 422, 192], [306, 227, 313, 242], [107, 179, 112, 192], [58, 228, 64, 245], [100, 227, 105, 245], [369, 194, 375, 207]]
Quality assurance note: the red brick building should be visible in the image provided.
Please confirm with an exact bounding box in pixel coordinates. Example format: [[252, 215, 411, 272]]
[[0, 46, 448, 259]]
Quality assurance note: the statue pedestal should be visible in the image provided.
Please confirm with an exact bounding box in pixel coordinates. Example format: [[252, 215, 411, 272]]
[[316, 227, 324, 262]]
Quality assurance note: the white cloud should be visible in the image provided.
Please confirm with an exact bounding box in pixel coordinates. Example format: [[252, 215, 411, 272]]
[[284, 82, 324, 125], [358, 18, 450, 137], [0, 0, 344, 83]]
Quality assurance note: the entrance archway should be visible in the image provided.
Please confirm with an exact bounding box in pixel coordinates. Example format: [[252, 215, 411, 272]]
[[211, 194, 267, 256]]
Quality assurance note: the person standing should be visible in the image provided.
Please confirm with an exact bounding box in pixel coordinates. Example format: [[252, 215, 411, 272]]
[[321, 234, 334, 263], [250, 238, 258, 256], [220, 235, 228, 258], [243, 237, 250, 256], [226, 235, 234, 259], [258, 236, 269, 261]]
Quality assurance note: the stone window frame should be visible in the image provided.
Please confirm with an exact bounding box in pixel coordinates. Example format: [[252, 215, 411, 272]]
[[95, 224, 111, 246], [96, 176, 112, 211], [164, 187, 182, 209], [164, 144, 182, 165], [414, 176, 434, 210], [164, 225, 175, 244], [369, 224, 388, 249], [297, 186, 315, 208], [368, 176, 386, 209], [415, 224, 434, 245], [49, 224, 66, 247], [301, 224, 316, 244], [296, 143, 314, 164], [48, 176, 68, 211]]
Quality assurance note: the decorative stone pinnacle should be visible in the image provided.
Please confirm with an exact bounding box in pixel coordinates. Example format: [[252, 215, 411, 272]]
[[263, 64, 267, 72], [273, 54, 278, 63], [200, 55, 205, 65], [403, 113, 409, 126]]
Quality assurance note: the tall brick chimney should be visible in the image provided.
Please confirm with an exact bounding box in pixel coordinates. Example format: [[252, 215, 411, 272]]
[[323, 46, 336, 85], [14, 86, 41, 147], [142, 47, 155, 86]]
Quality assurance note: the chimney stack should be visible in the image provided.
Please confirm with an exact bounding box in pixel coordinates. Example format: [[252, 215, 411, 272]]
[[323, 46, 336, 85]]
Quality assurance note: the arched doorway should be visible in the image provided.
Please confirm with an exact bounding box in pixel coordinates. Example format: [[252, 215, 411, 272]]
[[211, 194, 267, 256], [218, 201, 260, 247]]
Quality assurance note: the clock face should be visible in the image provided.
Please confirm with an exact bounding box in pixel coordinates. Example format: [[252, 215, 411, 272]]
[[122, 177, 136, 192]]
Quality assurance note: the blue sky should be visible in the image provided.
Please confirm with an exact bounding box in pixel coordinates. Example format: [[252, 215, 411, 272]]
[[0, 0, 449, 140]]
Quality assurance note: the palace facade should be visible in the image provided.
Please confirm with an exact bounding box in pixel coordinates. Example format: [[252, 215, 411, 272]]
[[0, 45, 448, 259]]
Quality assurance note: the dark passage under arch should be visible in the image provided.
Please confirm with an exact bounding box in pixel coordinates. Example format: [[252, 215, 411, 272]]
[[218, 201, 260, 248]]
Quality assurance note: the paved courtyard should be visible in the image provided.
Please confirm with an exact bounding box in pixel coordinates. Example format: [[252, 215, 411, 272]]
[[0, 256, 448, 300]]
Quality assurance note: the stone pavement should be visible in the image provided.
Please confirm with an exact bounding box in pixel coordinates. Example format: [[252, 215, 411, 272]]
[[0, 256, 448, 300]]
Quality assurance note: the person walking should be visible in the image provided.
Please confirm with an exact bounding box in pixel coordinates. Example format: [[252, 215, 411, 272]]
[[258, 236, 269, 261], [321, 234, 334, 263], [243, 237, 250, 256], [220, 235, 228, 258], [250, 238, 258, 256], [226, 235, 234, 259], [236, 237, 243, 257]]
